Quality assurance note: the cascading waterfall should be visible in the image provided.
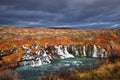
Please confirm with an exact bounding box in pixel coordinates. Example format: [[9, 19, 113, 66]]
[[43, 50, 47, 57], [36, 58, 42, 66], [64, 46, 74, 58], [55, 45, 65, 59], [32, 60, 35, 66], [19, 44, 108, 66], [82, 46, 87, 56], [55, 45, 74, 59], [101, 48, 105, 58], [92, 45, 98, 57]]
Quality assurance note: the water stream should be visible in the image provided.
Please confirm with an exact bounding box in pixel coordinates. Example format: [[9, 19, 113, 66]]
[[13, 57, 104, 80]]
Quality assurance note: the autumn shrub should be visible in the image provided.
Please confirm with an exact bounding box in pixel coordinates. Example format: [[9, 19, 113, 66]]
[[38, 75, 64, 80], [0, 69, 13, 80], [108, 49, 120, 62], [0, 69, 22, 80], [38, 68, 71, 80]]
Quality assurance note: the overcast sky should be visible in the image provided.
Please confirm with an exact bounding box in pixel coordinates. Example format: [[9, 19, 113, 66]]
[[0, 0, 120, 29]]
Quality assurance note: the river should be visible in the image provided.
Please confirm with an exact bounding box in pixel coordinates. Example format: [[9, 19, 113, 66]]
[[13, 57, 104, 80]]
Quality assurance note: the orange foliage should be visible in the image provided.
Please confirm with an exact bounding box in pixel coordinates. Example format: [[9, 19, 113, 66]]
[[111, 33, 117, 39], [3, 52, 23, 63], [60, 36, 71, 44], [95, 37, 102, 43]]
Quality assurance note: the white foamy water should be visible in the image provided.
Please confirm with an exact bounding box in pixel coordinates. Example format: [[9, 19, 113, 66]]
[[92, 45, 98, 57], [83, 46, 87, 56], [55, 45, 74, 59], [64, 46, 74, 58]]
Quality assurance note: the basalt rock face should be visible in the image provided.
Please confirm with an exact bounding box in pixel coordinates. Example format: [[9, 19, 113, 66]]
[[19, 45, 109, 66]]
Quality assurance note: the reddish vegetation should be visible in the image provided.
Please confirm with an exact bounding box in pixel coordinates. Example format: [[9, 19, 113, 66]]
[[0, 27, 120, 73]]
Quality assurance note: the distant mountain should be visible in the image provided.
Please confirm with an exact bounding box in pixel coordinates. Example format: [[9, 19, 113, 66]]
[[47, 27, 74, 29]]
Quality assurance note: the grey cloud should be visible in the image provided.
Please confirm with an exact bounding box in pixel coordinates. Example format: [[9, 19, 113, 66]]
[[0, 0, 120, 28]]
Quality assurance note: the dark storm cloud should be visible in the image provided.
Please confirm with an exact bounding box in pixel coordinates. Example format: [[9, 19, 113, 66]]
[[0, 0, 120, 28]]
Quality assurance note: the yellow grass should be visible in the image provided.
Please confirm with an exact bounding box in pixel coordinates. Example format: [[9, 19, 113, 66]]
[[68, 60, 120, 80]]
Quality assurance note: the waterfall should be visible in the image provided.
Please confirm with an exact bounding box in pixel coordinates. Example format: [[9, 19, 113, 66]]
[[75, 50, 79, 56], [32, 60, 35, 66], [38, 58, 42, 65], [55, 45, 74, 59], [35, 58, 42, 66], [45, 57, 51, 63], [104, 51, 108, 58], [43, 50, 47, 57], [92, 45, 98, 57], [82, 46, 87, 56], [101, 48, 105, 58], [19, 44, 108, 66], [35, 51, 40, 55], [23, 61, 27, 66], [64, 46, 74, 58], [55, 45, 64, 58], [48, 54, 52, 60]]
